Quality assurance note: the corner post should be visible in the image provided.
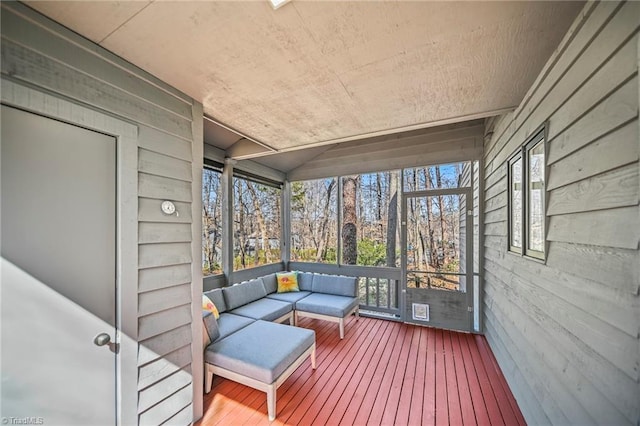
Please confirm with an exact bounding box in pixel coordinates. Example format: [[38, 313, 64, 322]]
[[222, 158, 236, 284]]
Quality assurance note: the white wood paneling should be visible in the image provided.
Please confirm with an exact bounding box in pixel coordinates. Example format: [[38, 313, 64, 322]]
[[1, 4, 201, 423], [139, 149, 193, 183], [137, 384, 191, 425], [139, 264, 192, 293], [139, 243, 192, 269], [160, 403, 193, 426], [485, 1, 635, 175], [482, 2, 640, 425], [0, 6, 191, 119], [548, 118, 638, 190], [547, 163, 639, 215], [547, 207, 639, 249], [138, 284, 191, 317], [0, 38, 192, 140], [138, 344, 191, 390], [139, 126, 193, 161], [138, 369, 192, 413], [138, 324, 192, 366], [546, 242, 638, 295], [138, 304, 191, 341], [138, 173, 193, 203], [139, 223, 192, 244]]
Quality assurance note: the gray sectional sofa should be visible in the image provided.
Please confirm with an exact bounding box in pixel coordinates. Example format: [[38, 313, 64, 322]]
[[201, 271, 359, 421]]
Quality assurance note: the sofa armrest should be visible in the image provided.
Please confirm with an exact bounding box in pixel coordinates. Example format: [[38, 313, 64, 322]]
[[202, 311, 220, 346]]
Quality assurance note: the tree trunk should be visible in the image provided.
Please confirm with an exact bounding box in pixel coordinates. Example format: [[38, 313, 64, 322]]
[[237, 183, 247, 269], [423, 168, 438, 269], [342, 176, 358, 265], [435, 166, 446, 268], [385, 172, 398, 267], [246, 181, 270, 265], [410, 170, 426, 273]]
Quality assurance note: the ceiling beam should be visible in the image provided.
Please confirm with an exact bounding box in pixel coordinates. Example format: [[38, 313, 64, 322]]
[[203, 114, 277, 156], [272, 107, 515, 156]]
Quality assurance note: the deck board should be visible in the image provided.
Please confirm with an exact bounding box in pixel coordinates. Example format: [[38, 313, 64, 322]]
[[198, 316, 525, 425]]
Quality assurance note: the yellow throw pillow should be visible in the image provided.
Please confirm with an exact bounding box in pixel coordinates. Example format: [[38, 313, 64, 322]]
[[202, 294, 220, 319], [276, 272, 299, 293]]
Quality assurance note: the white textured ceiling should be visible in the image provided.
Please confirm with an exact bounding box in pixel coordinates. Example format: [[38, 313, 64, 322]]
[[27, 1, 583, 157]]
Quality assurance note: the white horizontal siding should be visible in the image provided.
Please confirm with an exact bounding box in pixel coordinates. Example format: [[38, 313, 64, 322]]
[[1, 4, 200, 424], [482, 2, 640, 425]]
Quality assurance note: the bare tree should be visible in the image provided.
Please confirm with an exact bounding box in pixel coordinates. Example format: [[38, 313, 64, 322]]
[[422, 168, 438, 270], [435, 165, 447, 269], [235, 181, 247, 269], [246, 181, 271, 265], [385, 172, 398, 267], [316, 178, 336, 262], [202, 169, 221, 274], [342, 175, 358, 264]]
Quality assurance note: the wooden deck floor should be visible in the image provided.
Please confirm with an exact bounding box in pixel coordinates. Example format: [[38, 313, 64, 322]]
[[197, 316, 525, 426]]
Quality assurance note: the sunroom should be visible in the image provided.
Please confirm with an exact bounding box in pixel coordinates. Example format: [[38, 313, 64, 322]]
[[1, 1, 638, 425]]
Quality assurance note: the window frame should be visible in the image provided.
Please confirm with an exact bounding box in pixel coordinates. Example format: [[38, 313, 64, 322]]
[[507, 125, 547, 262], [507, 154, 523, 254], [202, 163, 224, 277], [231, 173, 283, 272]]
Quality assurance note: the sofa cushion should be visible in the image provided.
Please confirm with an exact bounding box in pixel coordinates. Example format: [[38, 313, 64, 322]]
[[297, 272, 314, 291], [223, 278, 267, 310], [204, 289, 227, 313], [229, 298, 293, 322], [205, 320, 315, 383], [261, 273, 278, 294], [295, 293, 359, 318], [202, 310, 220, 343], [266, 291, 312, 307], [276, 272, 299, 293], [311, 274, 358, 297], [216, 313, 255, 342]]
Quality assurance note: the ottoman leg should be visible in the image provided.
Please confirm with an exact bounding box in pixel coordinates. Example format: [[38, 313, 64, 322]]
[[205, 364, 213, 393], [267, 384, 276, 421], [311, 345, 317, 369], [339, 318, 345, 339]]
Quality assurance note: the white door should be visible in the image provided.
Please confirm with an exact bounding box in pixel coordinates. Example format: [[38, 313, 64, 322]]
[[1, 105, 117, 424]]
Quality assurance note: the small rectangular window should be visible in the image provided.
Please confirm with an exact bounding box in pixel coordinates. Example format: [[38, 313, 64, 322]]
[[526, 138, 545, 258], [508, 127, 546, 260], [508, 156, 523, 253]]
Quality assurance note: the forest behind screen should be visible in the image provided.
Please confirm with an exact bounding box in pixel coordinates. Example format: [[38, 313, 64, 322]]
[[202, 163, 468, 280]]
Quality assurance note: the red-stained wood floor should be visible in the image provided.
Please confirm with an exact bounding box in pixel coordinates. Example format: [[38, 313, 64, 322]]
[[197, 316, 525, 426]]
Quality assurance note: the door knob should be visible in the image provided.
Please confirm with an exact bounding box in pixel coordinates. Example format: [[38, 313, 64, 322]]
[[93, 333, 111, 347]]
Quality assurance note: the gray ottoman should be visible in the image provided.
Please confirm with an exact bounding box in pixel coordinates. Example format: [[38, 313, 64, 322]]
[[204, 320, 316, 421]]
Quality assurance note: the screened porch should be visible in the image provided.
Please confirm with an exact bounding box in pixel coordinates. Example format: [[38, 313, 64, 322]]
[[2, 1, 638, 425]]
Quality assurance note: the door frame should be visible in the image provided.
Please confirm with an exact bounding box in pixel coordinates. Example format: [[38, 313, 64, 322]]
[[400, 187, 474, 331], [1, 79, 139, 425]]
